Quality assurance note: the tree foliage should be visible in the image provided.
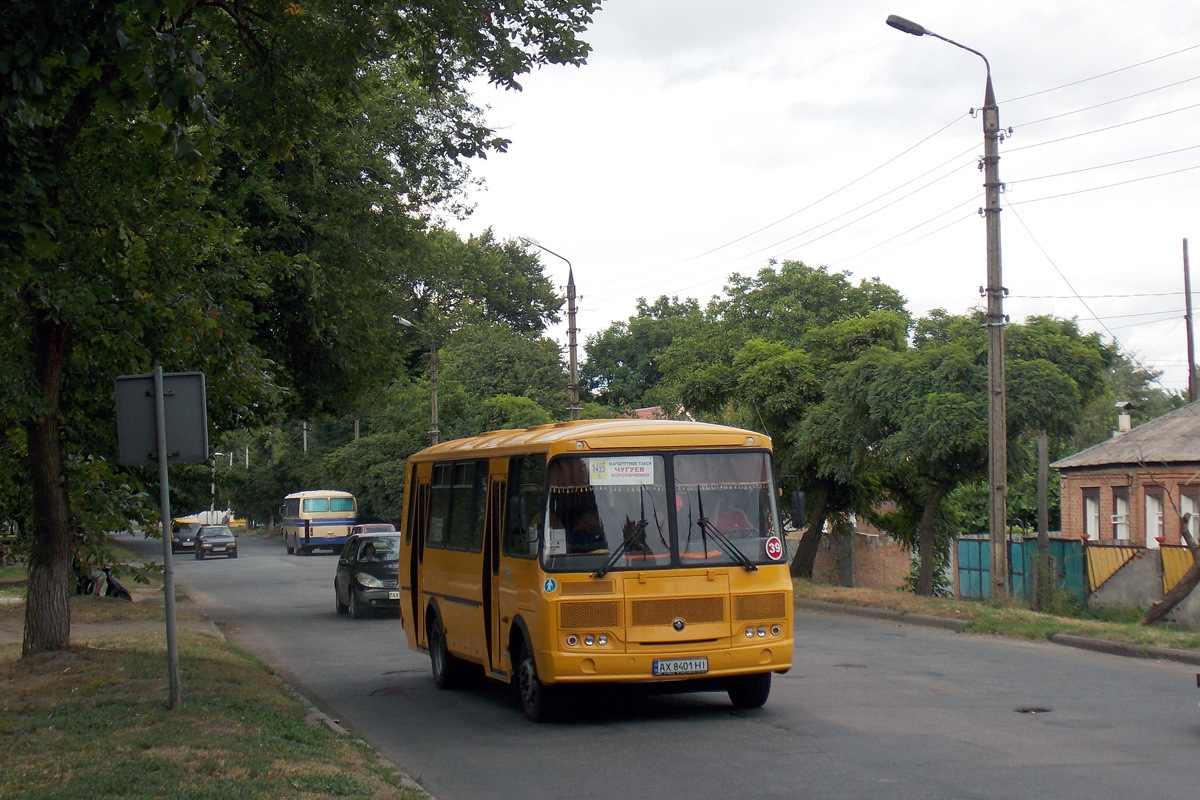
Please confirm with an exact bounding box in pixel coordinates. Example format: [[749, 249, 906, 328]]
[[2, 0, 599, 655]]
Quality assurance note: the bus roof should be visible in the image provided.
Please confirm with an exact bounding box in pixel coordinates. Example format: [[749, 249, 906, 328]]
[[406, 419, 772, 462], [282, 489, 356, 500]]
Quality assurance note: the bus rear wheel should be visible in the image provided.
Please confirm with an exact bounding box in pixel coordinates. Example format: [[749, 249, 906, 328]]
[[517, 648, 556, 722], [727, 672, 772, 709]]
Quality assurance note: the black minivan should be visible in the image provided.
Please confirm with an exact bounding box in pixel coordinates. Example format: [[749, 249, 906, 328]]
[[334, 531, 400, 619]]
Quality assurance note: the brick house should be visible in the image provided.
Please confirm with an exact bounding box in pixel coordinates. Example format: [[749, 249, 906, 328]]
[[1054, 402, 1200, 548]]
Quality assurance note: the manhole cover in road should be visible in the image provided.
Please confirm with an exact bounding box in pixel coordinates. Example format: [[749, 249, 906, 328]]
[[1013, 706, 1053, 714]]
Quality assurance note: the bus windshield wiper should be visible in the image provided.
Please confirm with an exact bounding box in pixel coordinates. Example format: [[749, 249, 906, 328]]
[[592, 519, 647, 578], [696, 489, 757, 572], [698, 517, 757, 571]]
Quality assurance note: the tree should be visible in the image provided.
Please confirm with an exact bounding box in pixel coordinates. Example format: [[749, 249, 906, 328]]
[[439, 323, 569, 416], [582, 296, 703, 410], [2, 0, 599, 655], [658, 262, 911, 578]]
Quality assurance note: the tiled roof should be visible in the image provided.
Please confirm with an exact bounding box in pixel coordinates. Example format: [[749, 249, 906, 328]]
[[1052, 402, 1200, 469]]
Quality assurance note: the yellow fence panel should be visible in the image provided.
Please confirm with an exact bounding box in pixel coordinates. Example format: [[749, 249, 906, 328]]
[[1161, 546, 1195, 595], [1086, 545, 1138, 594]]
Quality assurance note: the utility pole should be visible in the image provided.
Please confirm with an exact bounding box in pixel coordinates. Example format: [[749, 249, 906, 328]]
[[1184, 238, 1196, 403], [982, 72, 1009, 601], [566, 266, 580, 420], [888, 14, 1009, 599], [521, 237, 580, 420]]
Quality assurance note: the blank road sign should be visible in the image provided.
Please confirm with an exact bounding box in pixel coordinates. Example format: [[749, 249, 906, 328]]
[[114, 372, 209, 465]]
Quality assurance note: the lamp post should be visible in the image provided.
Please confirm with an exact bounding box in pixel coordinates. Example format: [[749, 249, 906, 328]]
[[394, 315, 439, 445], [210, 451, 226, 515], [887, 14, 1008, 599], [521, 236, 580, 421]]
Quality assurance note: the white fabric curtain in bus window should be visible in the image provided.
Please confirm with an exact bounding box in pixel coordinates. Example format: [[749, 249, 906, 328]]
[[674, 452, 779, 564], [544, 455, 669, 566], [303, 498, 330, 513]]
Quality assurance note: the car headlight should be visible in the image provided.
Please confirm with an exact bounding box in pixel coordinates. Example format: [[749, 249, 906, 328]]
[[356, 572, 384, 588]]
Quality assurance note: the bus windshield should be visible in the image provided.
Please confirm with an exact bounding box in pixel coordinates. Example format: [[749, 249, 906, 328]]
[[541, 451, 783, 573]]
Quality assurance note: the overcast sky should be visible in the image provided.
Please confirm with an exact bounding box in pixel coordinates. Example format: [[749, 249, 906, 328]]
[[448, 0, 1200, 394]]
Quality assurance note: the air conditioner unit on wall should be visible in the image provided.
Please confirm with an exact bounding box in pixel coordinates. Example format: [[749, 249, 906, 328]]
[[1111, 514, 1127, 525]]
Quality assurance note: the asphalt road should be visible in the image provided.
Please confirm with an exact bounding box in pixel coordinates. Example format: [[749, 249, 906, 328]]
[[128, 532, 1200, 800]]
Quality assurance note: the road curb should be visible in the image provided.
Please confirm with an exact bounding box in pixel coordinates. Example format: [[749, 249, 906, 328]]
[[797, 597, 1200, 667], [796, 598, 969, 632], [1047, 633, 1200, 666]]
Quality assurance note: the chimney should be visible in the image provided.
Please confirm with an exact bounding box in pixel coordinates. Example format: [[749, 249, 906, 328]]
[[1113, 401, 1133, 436]]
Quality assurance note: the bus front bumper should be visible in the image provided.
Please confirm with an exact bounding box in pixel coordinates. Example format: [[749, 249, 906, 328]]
[[541, 638, 793, 685]]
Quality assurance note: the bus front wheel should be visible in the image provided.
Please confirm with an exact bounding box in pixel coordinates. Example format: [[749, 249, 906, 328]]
[[727, 672, 772, 709], [286, 537, 294, 555], [517, 647, 556, 722]]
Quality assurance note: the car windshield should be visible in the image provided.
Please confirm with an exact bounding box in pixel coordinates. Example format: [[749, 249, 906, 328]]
[[540, 451, 783, 573], [201, 526, 233, 539], [361, 536, 399, 561]]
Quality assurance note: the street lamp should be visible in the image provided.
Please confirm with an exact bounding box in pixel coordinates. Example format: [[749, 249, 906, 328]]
[[394, 315, 439, 446], [887, 14, 1009, 599], [521, 237, 581, 421]]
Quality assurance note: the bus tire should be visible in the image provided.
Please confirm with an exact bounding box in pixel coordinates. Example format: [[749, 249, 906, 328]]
[[429, 616, 462, 690], [286, 538, 294, 555], [517, 646, 556, 722], [727, 672, 771, 709]]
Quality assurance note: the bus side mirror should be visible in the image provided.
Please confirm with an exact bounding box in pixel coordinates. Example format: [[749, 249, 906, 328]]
[[789, 490, 806, 527]]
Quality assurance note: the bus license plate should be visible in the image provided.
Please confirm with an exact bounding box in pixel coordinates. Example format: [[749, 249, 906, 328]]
[[653, 657, 708, 676], [388, 591, 400, 600]]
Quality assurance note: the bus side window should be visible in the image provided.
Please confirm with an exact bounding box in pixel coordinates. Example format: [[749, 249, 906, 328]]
[[504, 455, 545, 558]]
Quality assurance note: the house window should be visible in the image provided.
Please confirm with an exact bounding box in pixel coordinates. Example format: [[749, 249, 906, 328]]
[[1183, 493, 1200, 544], [1082, 489, 1100, 539], [1145, 490, 1164, 548], [1112, 488, 1130, 541]]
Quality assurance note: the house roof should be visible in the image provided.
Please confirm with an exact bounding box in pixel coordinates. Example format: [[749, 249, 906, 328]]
[[1053, 402, 1200, 470]]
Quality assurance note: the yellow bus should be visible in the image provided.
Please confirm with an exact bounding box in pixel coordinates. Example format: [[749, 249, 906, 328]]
[[397, 419, 794, 721], [280, 490, 358, 555]]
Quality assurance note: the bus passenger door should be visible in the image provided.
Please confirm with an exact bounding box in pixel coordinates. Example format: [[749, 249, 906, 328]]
[[484, 474, 506, 677], [405, 476, 430, 650]]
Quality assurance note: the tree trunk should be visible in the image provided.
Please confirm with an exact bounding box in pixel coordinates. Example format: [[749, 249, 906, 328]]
[[22, 307, 73, 656], [790, 480, 830, 578], [1143, 514, 1200, 626], [914, 484, 951, 596]]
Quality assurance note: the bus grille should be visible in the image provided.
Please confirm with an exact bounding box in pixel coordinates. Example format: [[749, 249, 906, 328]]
[[734, 592, 787, 621], [631, 596, 724, 627], [559, 600, 620, 629], [560, 580, 615, 596]]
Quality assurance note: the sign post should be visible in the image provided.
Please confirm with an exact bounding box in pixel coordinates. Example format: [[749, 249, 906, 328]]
[[115, 369, 207, 709]]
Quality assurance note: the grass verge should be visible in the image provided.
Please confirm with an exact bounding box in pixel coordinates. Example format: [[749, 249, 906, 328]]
[[794, 579, 1200, 652], [0, 598, 424, 800]]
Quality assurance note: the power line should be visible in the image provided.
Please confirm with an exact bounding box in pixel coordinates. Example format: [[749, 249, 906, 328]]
[[1001, 44, 1200, 105], [1005, 101, 1200, 154], [1011, 144, 1200, 185], [1010, 74, 1200, 128], [1007, 162, 1200, 206], [663, 114, 972, 267]]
